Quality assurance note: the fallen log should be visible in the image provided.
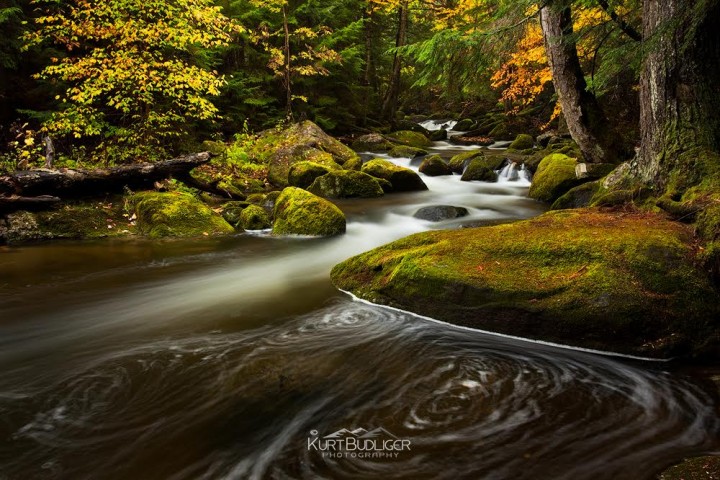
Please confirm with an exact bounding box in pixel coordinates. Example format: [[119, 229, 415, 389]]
[[0, 152, 213, 198], [0, 195, 61, 214]]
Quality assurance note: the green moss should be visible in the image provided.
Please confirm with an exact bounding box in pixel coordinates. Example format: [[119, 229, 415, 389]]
[[551, 181, 601, 210], [267, 145, 342, 188], [351, 133, 395, 152], [331, 209, 720, 358], [239, 204, 271, 230], [461, 157, 499, 182], [272, 187, 346, 237], [388, 145, 428, 158], [508, 134, 535, 150], [448, 150, 484, 173], [418, 155, 452, 177], [221, 200, 252, 226], [307, 170, 384, 199], [343, 156, 364, 171], [528, 154, 582, 203], [361, 159, 428, 192], [288, 161, 334, 189], [454, 118, 475, 131], [385, 130, 432, 148], [128, 191, 234, 238]]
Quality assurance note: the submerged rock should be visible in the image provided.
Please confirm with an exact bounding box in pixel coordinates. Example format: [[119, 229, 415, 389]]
[[331, 209, 720, 359], [413, 205, 469, 222], [129, 191, 234, 238], [361, 159, 428, 192], [272, 187, 346, 236], [528, 154, 582, 203], [308, 170, 384, 199], [418, 155, 453, 177]]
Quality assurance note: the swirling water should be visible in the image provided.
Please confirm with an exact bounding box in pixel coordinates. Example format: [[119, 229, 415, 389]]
[[1, 149, 719, 479]]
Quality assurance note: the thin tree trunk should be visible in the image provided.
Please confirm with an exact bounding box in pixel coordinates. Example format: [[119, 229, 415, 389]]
[[43, 134, 54, 169], [540, 1, 624, 163], [637, 0, 720, 187], [381, 1, 408, 121], [282, 4, 293, 122]]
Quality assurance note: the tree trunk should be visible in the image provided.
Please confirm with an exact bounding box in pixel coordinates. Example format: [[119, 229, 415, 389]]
[[636, 0, 720, 188], [282, 4, 293, 122], [540, 2, 624, 163], [381, 1, 408, 121]]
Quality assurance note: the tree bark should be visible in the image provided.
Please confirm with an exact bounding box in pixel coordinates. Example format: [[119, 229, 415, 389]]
[[636, 0, 720, 187], [381, 1, 408, 121], [540, 1, 625, 163], [0, 152, 213, 198]]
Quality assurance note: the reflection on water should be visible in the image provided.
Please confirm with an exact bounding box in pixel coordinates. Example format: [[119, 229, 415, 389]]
[[1, 154, 718, 479]]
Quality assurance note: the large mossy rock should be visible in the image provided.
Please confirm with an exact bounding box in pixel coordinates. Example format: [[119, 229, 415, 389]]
[[261, 121, 359, 187], [288, 161, 337, 189], [418, 155, 453, 177], [385, 130, 432, 149], [331, 209, 720, 359], [528, 154, 582, 203], [460, 156, 506, 182], [361, 159, 428, 192], [351, 133, 395, 152], [308, 170, 384, 199], [129, 191, 234, 238], [272, 187, 346, 236], [508, 133, 535, 151]]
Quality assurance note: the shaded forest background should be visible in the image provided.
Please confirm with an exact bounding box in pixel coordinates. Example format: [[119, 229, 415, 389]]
[[0, 0, 644, 168]]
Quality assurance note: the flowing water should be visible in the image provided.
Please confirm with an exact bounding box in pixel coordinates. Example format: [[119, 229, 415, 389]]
[[1, 141, 719, 480]]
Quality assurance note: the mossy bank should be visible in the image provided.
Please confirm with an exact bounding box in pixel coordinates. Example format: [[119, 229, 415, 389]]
[[331, 208, 720, 360]]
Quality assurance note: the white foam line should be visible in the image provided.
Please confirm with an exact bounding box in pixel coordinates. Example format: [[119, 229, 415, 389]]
[[338, 290, 672, 363]]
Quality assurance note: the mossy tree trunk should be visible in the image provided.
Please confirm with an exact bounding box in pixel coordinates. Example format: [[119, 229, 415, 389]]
[[637, 0, 720, 191], [540, 1, 626, 164]]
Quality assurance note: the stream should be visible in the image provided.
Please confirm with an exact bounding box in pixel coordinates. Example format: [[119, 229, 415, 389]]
[[1, 134, 719, 479]]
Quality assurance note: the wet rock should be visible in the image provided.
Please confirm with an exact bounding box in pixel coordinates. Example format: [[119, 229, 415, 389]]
[[448, 150, 484, 174], [418, 155, 453, 177], [308, 170, 384, 199], [272, 187, 346, 237], [461, 157, 504, 182], [551, 181, 601, 210], [331, 209, 720, 359], [361, 159, 428, 192], [389, 145, 428, 158], [351, 133, 396, 152], [221, 200, 253, 226], [268, 144, 342, 188], [428, 129, 448, 141], [454, 118, 475, 131], [413, 205, 469, 222], [288, 161, 337, 189], [508, 134, 535, 151], [239, 204, 271, 230], [385, 130, 432, 149]]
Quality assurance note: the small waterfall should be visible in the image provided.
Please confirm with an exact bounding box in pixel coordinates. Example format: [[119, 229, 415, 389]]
[[419, 119, 457, 131], [497, 161, 533, 185]]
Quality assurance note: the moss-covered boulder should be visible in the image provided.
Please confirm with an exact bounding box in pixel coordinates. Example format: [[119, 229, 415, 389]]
[[267, 144, 342, 188], [448, 150, 484, 174], [331, 209, 720, 359], [351, 133, 395, 152], [508, 134, 535, 151], [272, 187, 346, 236], [389, 145, 428, 158], [385, 130, 432, 149], [454, 118, 475, 131], [361, 159, 428, 192], [129, 191, 234, 238], [419, 155, 453, 176], [288, 161, 336, 189], [221, 200, 252, 227], [528, 154, 582, 203], [308, 170, 384, 199], [239, 204, 271, 230], [0, 200, 136, 244], [343, 155, 364, 171], [551, 181, 601, 210], [429, 129, 448, 141], [461, 157, 502, 182]]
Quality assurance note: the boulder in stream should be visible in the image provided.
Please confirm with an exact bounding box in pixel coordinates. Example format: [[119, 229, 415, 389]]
[[418, 155, 453, 177], [308, 170, 384, 199], [528, 154, 584, 203], [272, 187, 346, 236], [413, 205, 469, 222], [331, 209, 720, 360], [361, 159, 428, 192]]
